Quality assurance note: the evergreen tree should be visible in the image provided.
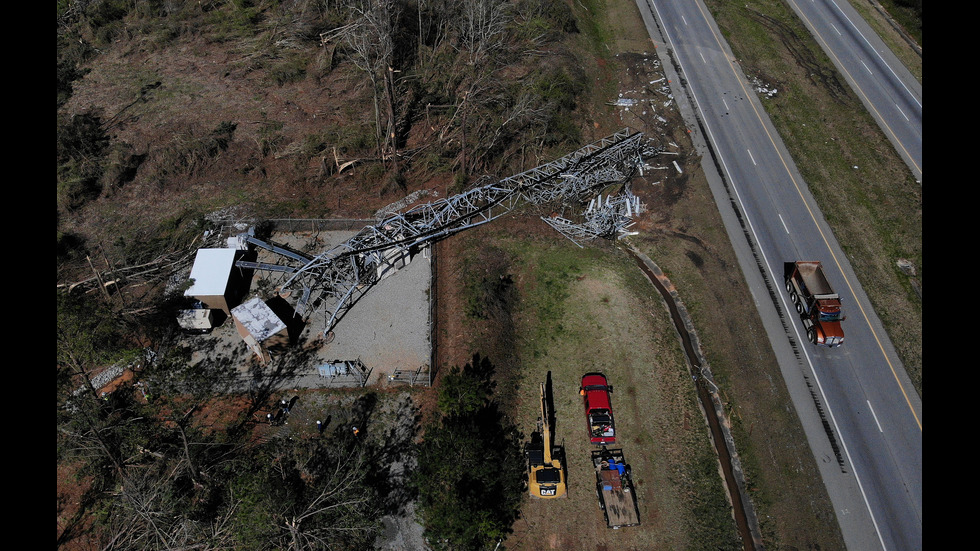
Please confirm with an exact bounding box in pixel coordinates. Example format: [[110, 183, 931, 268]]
[[415, 355, 524, 550]]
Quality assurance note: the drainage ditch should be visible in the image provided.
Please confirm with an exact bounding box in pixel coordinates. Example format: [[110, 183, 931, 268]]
[[624, 243, 764, 551]]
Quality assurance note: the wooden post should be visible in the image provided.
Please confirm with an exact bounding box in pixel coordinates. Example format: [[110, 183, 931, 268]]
[[100, 245, 128, 308], [87, 255, 111, 302]]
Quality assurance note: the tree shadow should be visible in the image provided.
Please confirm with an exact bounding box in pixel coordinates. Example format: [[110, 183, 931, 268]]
[[231, 346, 319, 437], [362, 393, 421, 516]]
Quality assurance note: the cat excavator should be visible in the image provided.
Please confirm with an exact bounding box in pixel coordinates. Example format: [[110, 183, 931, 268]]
[[526, 381, 567, 498]]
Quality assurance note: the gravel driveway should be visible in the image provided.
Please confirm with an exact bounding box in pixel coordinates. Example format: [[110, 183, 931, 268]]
[[185, 229, 432, 390]]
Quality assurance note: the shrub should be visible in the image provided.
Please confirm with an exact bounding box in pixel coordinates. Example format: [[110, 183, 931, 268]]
[[83, 0, 135, 45], [266, 53, 309, 86], [57, 111, 111, 210], [513, 0, 578, 42]]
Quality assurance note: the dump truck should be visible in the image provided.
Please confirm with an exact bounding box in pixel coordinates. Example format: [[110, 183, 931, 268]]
[[592, 448, 640, 529], [580, 373, 615, 445], [785, 261, 845, 347], [526, 382, 567, 498]]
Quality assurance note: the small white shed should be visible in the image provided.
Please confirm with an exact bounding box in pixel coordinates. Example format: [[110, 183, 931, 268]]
[[231, 297, 290, 363], [184, 248, 240, 314]]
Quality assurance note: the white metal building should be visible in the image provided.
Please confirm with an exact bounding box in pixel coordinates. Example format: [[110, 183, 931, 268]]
[[231, 297, 289, 363], [184, 248, 240, 314]]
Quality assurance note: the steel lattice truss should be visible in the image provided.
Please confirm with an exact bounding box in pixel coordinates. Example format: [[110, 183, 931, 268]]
[[542, 187, 645, 247], [245, 128, 660, 336]]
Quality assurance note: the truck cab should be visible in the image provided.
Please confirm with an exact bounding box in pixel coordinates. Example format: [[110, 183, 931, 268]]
[[580, 373, 615, 445]]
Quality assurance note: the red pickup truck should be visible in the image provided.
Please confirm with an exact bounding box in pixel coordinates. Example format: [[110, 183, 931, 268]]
[[580, 373, 616, 445]]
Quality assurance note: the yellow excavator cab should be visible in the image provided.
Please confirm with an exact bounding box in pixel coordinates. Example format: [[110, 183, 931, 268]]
[[528, 382, 567, 498]]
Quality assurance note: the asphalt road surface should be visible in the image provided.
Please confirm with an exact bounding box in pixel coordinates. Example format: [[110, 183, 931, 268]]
[[632, 1, 922, 549], [783, 0, 922, 182]]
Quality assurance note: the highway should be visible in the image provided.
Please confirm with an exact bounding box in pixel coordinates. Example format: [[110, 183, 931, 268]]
[[783, 0, 921, 182], [632, 0, 922, 549]]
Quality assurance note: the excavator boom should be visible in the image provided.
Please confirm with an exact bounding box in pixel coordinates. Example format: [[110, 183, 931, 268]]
[[527, 380, 567, 498], [541, 383, 553, 464]]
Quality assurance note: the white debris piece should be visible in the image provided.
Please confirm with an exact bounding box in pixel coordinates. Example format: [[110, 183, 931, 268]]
[[610, 98, 640, 107]]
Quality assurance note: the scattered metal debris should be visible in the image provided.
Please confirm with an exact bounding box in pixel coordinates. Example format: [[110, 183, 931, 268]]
[[541, 185, 646, 247]]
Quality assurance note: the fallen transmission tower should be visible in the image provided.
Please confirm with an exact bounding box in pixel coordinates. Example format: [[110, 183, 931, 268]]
[[542, 185, 645, 247], [243, 128, 660, 337]]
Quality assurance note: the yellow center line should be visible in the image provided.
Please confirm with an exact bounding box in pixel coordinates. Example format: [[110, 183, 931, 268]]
[[691, 0, 921, 430]]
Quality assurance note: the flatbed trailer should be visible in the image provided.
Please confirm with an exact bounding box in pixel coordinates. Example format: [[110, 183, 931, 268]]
[[591, 448, 640, 529]]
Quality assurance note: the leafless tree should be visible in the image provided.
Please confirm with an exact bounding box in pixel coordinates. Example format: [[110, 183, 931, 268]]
[[478, 89, 549, 167], [342, 0, 399, 166], [439, 0, 513, 174], [280, 447, 378, 551], [96, 465, 243, 551], [414, 0, 457, 71], [455, 0, 509, 67]]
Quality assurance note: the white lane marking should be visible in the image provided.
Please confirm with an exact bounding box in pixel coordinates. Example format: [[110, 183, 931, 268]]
[[867, 400, 883, 432], [895, 104, 909, 121], [827, 0, 921, 109]]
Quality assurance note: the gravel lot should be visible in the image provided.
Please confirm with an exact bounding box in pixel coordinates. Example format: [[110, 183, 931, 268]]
[[186, 229, 432, 389]]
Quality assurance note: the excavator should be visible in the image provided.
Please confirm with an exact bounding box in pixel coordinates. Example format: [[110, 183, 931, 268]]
[[526, 381, 567, 498]]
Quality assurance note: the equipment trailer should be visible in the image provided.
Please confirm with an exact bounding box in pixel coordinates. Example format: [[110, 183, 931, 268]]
[[591, 448, 640, 529]]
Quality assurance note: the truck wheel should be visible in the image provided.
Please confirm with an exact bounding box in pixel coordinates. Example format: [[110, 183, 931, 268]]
[[785, 279, 793, 292], [806, 327, 816, 344], [795, 300, 804, 314]]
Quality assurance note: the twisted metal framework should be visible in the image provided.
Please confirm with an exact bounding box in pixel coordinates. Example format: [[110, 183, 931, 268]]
[[244, 128, 659, 336], [542, 187, 645, 247]]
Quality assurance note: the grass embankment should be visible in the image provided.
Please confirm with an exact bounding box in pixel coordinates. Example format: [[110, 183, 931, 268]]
[[453, 225, 742, 550]]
